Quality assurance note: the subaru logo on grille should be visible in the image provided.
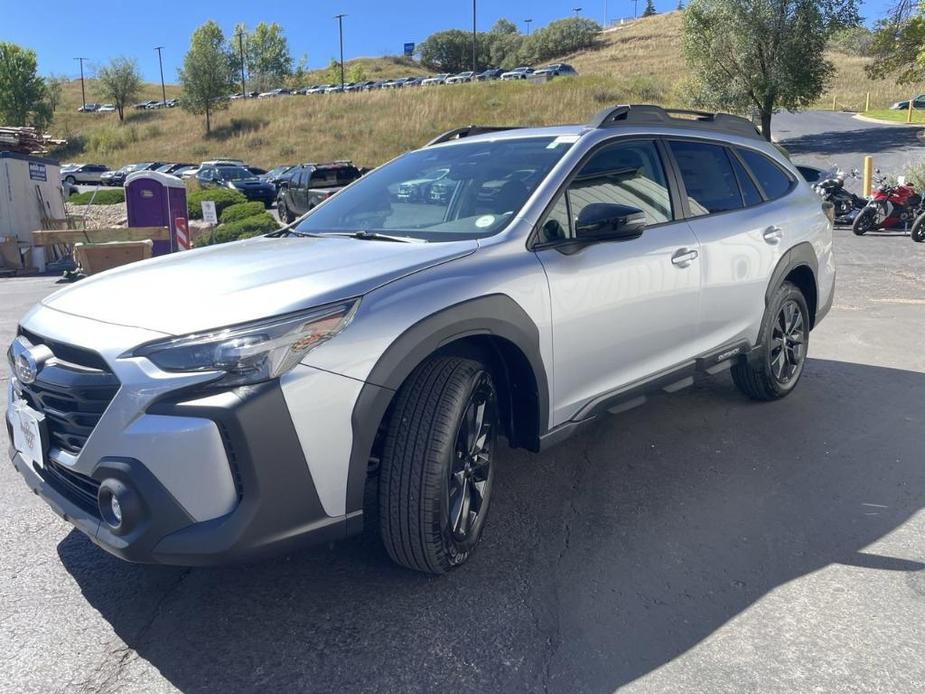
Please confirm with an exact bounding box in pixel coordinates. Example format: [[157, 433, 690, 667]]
[[10, 336, 51, 385]]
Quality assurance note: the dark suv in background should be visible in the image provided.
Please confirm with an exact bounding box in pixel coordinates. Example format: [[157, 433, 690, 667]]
[[276, 161, 363, 222]]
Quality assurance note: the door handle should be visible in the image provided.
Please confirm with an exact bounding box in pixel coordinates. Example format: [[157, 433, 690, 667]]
[[671, 248, 698, 267], [763, 226, 783, 243]]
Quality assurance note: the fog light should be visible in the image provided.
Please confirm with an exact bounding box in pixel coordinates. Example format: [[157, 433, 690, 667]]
[[97, 479, 139, 533]]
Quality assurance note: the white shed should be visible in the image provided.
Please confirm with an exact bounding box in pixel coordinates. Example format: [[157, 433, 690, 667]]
[[0, 151, 66, 246]]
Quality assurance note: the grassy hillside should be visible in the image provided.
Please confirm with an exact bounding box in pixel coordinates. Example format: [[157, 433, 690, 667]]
[[44, 12, 925, 169]]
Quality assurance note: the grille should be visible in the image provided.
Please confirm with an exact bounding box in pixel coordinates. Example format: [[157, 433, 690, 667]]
[[42, 458, 101, 516], [16, 330, 119, 455]]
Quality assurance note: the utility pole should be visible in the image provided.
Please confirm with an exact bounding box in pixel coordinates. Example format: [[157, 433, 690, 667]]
[[634, 0, 639, 18], [604, 0, 608, 26], [524, 18, 533, 35], [154, 47, 167, 107], [335, 14, 346, 90], [471, 0, 477, 73], [74, 57, 87, 108], [236, 29, 247, 97]]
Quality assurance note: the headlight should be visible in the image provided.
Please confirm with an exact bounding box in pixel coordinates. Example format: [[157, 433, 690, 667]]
[[134, 300, 359, 387]]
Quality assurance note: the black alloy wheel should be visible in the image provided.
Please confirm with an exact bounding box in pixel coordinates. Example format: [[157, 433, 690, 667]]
[[769, 299, 806, 385]]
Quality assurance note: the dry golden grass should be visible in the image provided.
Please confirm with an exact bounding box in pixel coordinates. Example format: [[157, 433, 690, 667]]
[[45, 12, 924, 168]]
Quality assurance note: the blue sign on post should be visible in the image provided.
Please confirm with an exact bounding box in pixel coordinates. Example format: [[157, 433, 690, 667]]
[[28, 162, 46, 182], [403, 42, 415, 57]]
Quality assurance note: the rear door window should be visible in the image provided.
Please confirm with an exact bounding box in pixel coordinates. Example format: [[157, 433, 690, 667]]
[[736, 148, 793, 200], [668, 140, 743, 216], [729, 153, 763, 207]]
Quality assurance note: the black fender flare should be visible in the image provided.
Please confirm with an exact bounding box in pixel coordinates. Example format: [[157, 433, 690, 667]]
[[345, 294, 549, 515], [765, 241, 818, 310]]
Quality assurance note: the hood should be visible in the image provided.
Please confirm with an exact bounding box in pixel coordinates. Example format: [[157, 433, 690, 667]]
[[42, 235, 478, 335]]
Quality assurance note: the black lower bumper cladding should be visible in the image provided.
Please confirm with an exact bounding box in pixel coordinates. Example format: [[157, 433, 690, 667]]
[[10, 380, 357, 566]]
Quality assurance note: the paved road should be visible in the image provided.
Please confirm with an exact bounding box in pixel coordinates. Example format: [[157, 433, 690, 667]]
[[775, 110, 923, 188], [2, 230, 924, 694]]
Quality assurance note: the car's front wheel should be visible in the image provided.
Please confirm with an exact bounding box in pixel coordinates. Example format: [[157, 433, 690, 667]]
[[278, 199, 293, 223], [911, 214, 925, 242], [64, 175, 76, 185], [732, 281, 810, 401], [379, 356, 498, 574]]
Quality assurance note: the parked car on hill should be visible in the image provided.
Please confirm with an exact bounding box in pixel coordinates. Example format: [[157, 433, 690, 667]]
[[258, 88, 292, 98], [260, 165, 296, 193], [133, 100, 160, 110], [533, 63, 578, 78], [446, 71, 476, 84], [196, 165, 276, 207], [100, 162, 163, 186], [306, 84, 331, 94], [500, 66, 534, 80], [60, 163, 109, 185], [476, 68, 504, 81], [77, 103, 100, 112], [276, 161, 362, 222], [97, 104, 116, 113], [155, 163, 197, 175], [422, 73, 452, 86], [6, 104, 835, 575]]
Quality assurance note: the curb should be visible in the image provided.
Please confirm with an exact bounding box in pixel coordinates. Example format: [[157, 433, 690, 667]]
[[852, 113, 925, 127]]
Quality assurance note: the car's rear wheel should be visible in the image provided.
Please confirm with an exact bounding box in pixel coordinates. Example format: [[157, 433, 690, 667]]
[[732, 281, 809, 401], [852, 207, 876, 235], [379, 356, 498, 574]]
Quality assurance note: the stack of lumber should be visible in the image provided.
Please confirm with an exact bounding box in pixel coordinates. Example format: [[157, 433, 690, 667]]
[[0, 127, 66, 155]]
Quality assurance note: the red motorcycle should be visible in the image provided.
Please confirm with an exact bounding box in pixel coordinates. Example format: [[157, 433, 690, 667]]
[[852, 177, 923, 236]]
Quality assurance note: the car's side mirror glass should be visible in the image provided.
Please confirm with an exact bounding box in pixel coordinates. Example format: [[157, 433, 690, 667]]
[[574, 203, 646, 242]]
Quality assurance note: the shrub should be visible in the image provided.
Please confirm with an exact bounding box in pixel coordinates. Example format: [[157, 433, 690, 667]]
[[187, 188, 248, 219], [194, 212, 280, 246], [68, 189, 126, 205], [220, 201, 267, 224]]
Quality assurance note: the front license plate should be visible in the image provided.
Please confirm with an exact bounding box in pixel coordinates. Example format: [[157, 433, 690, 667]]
[[11, 399, 47, 469]]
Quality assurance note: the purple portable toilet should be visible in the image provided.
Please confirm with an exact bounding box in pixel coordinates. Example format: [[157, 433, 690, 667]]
[[125, 171, 189, 255]]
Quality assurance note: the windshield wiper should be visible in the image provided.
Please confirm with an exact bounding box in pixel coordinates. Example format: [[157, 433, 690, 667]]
[[326, 231, 426, 243]]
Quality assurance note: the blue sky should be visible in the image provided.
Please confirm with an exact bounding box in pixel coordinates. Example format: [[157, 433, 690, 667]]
[[2, 0, 897, 83]]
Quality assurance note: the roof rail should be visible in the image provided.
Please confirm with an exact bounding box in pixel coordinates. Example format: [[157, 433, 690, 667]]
[[426, 125, 521, 147], [588, 104, 762, 141]]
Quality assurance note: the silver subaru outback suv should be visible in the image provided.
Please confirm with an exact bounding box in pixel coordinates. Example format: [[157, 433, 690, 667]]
[[7, 105, 835, 574]]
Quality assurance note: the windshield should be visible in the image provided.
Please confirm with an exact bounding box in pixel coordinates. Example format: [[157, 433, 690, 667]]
[[294, 136, 574, 241], [216, 166, 256, 181]]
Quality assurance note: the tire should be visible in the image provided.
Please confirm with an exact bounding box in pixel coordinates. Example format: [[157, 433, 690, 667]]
[[64, 175, 76, 185], [379, 356, 499, 574], [732, 281, 810, 401], [278, 199, 293, 223], [852, 207, 875, 235], [912, 214, 925, 243]]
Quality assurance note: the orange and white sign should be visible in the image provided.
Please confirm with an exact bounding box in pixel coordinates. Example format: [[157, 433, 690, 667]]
[[175, 216, 190, 250]]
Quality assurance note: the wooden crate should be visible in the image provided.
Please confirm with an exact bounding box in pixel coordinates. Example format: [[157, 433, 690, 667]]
[[74, 240, 153, 275]]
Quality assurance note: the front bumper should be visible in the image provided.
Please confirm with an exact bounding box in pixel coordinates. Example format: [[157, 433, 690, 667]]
[[8, 380, 360, 565], [235, 187, 275, 205]]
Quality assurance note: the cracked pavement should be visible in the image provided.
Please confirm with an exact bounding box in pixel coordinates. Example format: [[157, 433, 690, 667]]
[[2, 220, 924, 692]]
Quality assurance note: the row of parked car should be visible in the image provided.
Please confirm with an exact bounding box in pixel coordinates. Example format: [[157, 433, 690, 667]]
[[235, 63, 579, 97], [76, 99, 180, 113]]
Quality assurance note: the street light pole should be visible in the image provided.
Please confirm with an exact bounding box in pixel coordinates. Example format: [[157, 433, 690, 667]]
[[335, 14, 346, 90], [471, 0, 477, 73], [74, 57, 87, 108], [154, 47, 167, 107], [237, 29, 247, 97], [572, 6, 583, 16], [524, 18, 533, 35]]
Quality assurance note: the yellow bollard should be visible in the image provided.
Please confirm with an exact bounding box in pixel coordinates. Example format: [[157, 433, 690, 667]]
[[863, 156, 873, 197], [908, 98, 914, 123], [865, 91, 870, 113]]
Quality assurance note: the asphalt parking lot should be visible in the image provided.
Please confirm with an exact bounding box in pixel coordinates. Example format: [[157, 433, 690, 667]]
[[1, 226, 923, 694]]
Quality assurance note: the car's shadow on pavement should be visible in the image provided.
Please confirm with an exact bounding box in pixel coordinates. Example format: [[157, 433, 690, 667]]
[[781, 125, 923, 157], [58, 358, 925, 694]]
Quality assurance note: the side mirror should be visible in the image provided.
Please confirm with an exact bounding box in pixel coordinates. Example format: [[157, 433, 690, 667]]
[[574, 203, 646, 241]]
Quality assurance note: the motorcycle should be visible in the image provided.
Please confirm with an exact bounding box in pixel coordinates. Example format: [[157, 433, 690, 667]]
[[851, 174, 924, 236], [910, 212, 925, 242], [813, 167, 866, 225]]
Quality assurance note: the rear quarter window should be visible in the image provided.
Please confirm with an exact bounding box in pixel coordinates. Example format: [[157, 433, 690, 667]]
[[737, 148, 794, 200]]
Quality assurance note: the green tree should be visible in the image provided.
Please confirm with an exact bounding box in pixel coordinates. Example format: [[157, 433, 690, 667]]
[[643, 0, 658, 16], [867, 2, 925, 83], [347, 63, 368, 83], [682, 0, 859, 140], [519, 18, 601, 64], [0, 42, 49, 127], [45, 73, 65, 112], [179, 20, 235, 133], [491, 18, 519, 35], [237, 22, 292, 92], [419, 29, 476, 72], [96, 57, 143, 122]]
